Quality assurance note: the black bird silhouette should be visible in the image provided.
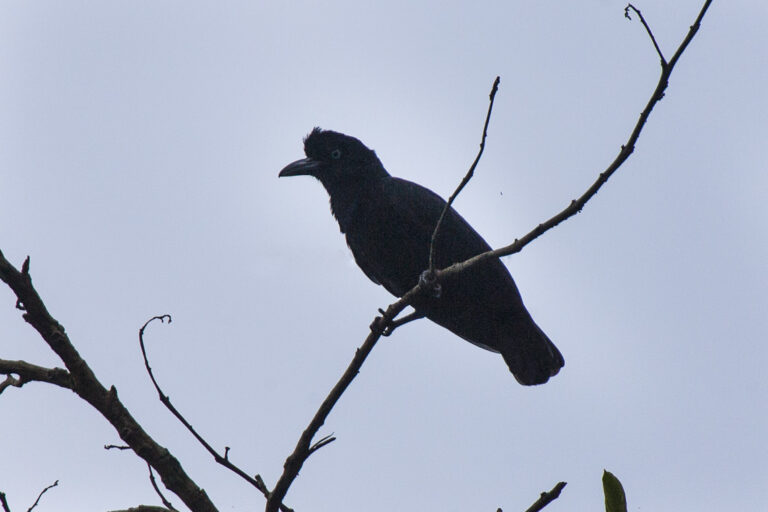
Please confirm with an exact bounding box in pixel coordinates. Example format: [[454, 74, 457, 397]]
[[279, 128, 563, 385]]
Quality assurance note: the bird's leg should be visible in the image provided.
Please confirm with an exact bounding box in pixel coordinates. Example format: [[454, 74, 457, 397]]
[[418, 269, 442, 298], [378, 309, 426, 336]]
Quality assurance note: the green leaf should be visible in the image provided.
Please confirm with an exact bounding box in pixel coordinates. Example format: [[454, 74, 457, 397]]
[[602, 470, 627, 512]]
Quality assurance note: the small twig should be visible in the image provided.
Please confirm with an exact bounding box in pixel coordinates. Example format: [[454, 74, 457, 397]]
[[428, 76, 500, 272], [26, 480, 58, 512], [1, 491, 11, 512], [104, 444, 132, 451], [524, 481, 567, 512], [138, 316, 293, 512], [308, 433, 336, 455], [625, 4, 666, 64], [106, 507, 172, 512], [378, 309, 426, 336], [0, 374, 19, 394], [147, 464, 177, 512]]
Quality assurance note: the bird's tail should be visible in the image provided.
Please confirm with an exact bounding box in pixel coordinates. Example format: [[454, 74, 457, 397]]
[[501, 321, 564, 386]]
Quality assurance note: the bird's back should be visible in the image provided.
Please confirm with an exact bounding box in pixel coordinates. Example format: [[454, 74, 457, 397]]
[[343, 176, 563, 384]]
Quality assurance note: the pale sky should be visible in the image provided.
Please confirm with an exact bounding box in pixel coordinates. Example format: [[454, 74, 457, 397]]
[[1, 1, 767, 511]]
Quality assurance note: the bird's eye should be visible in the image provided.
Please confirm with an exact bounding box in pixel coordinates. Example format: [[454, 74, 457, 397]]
[[330, 149, 342, 160]]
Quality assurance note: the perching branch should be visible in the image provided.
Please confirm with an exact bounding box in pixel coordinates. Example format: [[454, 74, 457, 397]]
[[138, 316, 294, 512], [267, 3, 712, 510], [0, 249, 218, 512], [0, 4, 713, 512], [434, 0, 713, 281]]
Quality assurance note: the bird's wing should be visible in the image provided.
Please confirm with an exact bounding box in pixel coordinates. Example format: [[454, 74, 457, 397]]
[[345, 176, 495, 297]]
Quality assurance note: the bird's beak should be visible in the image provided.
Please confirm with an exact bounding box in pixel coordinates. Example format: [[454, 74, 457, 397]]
[[278, 157, 322, 177]]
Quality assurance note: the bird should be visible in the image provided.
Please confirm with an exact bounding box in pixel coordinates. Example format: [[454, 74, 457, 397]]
[[279, 128, 563, 385]]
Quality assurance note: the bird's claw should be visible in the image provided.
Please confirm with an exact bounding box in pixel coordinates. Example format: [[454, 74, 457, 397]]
[[418, 270, 442, 298], [370, 315, 391, 336]]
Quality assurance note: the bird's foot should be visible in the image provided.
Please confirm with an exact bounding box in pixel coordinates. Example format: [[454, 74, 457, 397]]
[[418, 270, 442, 298], [371, 308, 427, 337], [370, 313, 389, 335]]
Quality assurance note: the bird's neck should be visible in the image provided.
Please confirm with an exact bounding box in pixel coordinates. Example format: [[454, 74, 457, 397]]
[[325, 178, 378, 234]]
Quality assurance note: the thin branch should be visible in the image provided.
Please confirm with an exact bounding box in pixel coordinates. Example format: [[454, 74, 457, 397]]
[[138, 317, 293, 512], [268, 3, 712, 510], [625, 4, 666, 64], [104, 444, 132, 451], [0, 250, 218, 512], [433, 0, 713, 282], [379, 309, 425, 336], [107, 507, 172, 512], [524, 481, 567, 512], [0, 359, 72, 395], [0, 491, 10, 512], [147, 464, 177, 512], [308, 433, 336, 455], [26, 480, 58, 512], [428, 76, 500, 272], [265, 295, 415, 512]]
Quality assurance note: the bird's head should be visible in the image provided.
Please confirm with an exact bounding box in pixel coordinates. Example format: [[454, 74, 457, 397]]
[[278, 128, 388, 188]]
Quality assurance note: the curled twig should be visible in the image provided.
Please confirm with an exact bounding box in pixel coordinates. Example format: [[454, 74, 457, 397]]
[[625, 4, 666, 64], [138, 316, 293, 512]]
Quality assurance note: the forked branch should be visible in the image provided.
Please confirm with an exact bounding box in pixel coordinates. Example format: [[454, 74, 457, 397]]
[[266, 3, 713, 511]]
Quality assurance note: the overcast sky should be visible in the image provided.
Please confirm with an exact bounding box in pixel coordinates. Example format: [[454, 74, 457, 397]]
[[1, 1, 766, 511]]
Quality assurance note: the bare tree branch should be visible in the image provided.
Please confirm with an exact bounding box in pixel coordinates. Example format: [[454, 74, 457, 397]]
[[264, 295, 415, 512], [0, 491, 10, 512], [524, 481, 567, 512], [267, 3, 713, 510], [26, 480, 58, 512], [147, 464, 177, 512], [0, 250, 218, 512], [625, 4, 666, 64], [428, 76, 501, 272], [433, 0, 713, 282], [105, 444, 132, 451], [0, 359, 72, 395], [137, 316, 294, 512], [0, 4, 713, 512], [107, 507, 172, 512]]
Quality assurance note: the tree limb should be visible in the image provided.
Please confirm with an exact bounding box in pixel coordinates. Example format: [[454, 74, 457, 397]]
[[266, 2, 713, 510], [265, 294, 416, 512], [0, 250, 218, 512], [434, 0, 713, 281], [0, 359, 72, 395], [137, 316, 294, 512]]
